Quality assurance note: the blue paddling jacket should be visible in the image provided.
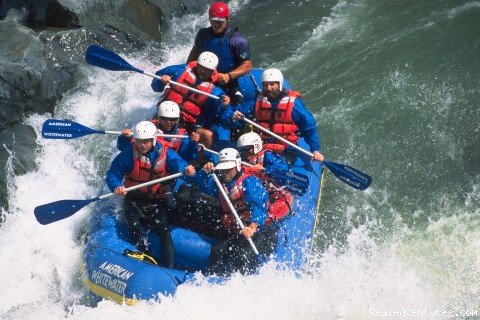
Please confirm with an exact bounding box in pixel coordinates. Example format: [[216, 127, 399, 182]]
[[195, 169, 269, 227]]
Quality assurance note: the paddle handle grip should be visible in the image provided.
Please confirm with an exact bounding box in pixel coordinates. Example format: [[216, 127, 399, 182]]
[[212, 173, 259, 255], [98, 172, 184, 200], [143, 71, 220, 100], [242, 118, 315, 158], [200, 144, 253, 168]]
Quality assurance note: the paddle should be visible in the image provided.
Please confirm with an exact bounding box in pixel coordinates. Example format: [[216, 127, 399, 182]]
[[34, 172, 184, 225], [211, 172, 259, 255], [242, 117, 372, 191], [41, 119, 188, 140], [85, 45, 219, 100], [199, 144, 309, 195]]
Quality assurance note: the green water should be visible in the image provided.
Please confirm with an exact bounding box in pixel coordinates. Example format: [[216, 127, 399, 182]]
[[3, 0, 478, 317], [233, 0, 480, 309]]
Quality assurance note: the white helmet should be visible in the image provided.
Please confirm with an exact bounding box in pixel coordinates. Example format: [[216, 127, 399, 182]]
[[158, 101, 180, 118], [262, 68, 283, 91], [198, 51, 219, 70], [237, 132, 263, 154], [133, 121, 157, 146], [215, 148, 241, 171]]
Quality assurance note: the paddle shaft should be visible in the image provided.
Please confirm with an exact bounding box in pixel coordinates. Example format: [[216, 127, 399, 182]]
[[70, 130, 187, 139], [86, 45, 219, 101], [212, 173, 259, 255], [243, 117, 372, 191], [99, 172, 184, 200], [200, 144, 253, 167], [243, 118, 315, 158], [143, 71, 220, 100], [109, 131, 188, 139]]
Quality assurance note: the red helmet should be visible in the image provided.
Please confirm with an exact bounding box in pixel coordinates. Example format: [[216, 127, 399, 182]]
[[209, 2, 230, 20]]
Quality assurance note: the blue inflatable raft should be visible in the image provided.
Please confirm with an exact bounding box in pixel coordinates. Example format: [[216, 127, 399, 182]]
[[82, 69, 324, 305]]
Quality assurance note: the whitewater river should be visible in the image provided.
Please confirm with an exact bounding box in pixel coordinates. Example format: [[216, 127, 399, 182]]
[[1, 0, 479, 319]]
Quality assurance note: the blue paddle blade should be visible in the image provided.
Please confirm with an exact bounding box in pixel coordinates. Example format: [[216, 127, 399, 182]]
[[324, 160, 372, 191], [263, 167, 309, 195], [85, 45, 143, 74], [34, 197, 99, 225], [41, 119, 103, 139]]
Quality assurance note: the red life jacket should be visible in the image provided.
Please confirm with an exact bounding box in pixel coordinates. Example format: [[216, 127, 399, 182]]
[[163, 61, 219, 125], [254, 90, 302, 144], [219, 172, 293, 232], [247, 144, 287, 166], [165, 127, 187, 152], [150, 119, 187, 153], [124, 140, 170, 198]]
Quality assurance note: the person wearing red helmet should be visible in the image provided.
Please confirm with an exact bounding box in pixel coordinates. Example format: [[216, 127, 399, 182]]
[[187, 1, 252, 105]]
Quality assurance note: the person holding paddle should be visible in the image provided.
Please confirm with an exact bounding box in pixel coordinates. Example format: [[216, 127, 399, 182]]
[[195, 148, 283, 274], [237, 131, 289, 172], [106, 121, 196, 269], [151, 51, 230, 150], [186, 1, 252, 105], [225, 68, 325, 163], [153, 101, 200, 163]]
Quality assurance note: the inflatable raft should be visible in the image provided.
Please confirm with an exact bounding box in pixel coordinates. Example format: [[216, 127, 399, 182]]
[[81, 67, 323, 304], [83, 147, 323, 305], [30, 48, 369, 305]]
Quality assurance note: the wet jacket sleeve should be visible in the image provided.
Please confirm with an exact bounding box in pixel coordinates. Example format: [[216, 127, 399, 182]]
[[197, 86, 226, 128], [166, 148, 189, 176], [116, 135, 132, 151], [219, 99, 255, 130], [242, 176, 269, 227], [177, 139, 198, 163], [106, 148, 134, 191], [194, 169, 218, 197], [263, 151, 289, 172], [291, 99, 321, 152], [151, 64, 187, 92], [230, 32, 251, 63]]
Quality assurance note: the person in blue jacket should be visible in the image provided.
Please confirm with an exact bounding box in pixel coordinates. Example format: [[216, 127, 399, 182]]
[[106, 121, 196, 269], [223, 68, 325, 163], [194, 148, 277, 274], [236, 131, 289, 172], [186, 1, 252, 105], [151, 51, 230, 149]]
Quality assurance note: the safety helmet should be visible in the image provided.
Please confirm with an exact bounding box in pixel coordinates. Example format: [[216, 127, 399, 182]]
[[262, 68, 284, 91], [237, 132, 263, 155], [209, 2, 230, 21], [133, 121, 157, 146], [198, 51, 219, 70], [158, 101, 180, 119], [215, 148, 241, 171]]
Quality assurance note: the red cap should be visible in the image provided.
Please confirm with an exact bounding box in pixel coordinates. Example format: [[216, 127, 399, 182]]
[[209, 2, 230, 21]]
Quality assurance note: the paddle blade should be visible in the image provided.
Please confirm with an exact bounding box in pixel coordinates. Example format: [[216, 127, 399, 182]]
[[34, 198, 99, 225], [86, 45, 143, 74], [324, 160, 372, 191], [264, 167, 309, 196], [41, 119, 103, 139]]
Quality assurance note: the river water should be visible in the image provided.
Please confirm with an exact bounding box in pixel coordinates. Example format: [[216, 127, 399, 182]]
[[1, 0, 479, 319]]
